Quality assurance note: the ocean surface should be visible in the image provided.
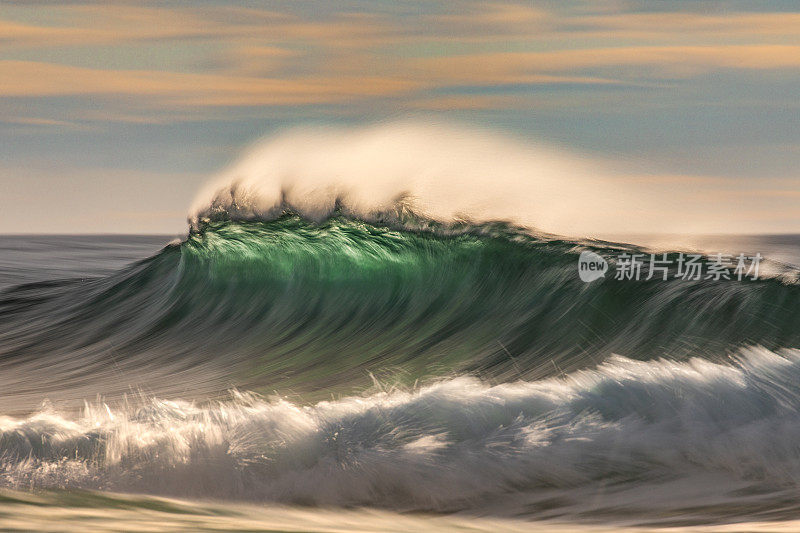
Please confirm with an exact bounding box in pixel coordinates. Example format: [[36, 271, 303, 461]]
[[1, 122, 798, 532], [0, 222, 799, 532]]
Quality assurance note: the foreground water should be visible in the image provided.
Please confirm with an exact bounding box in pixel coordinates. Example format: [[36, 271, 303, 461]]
[[0, 225, 798, 531], [8, 489, 800, 533]]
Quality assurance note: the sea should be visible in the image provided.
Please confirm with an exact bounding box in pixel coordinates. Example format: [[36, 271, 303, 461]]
[[0, 226, 798, 532]]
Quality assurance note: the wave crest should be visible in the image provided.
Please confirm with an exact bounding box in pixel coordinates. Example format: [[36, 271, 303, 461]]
[[188, 121, 645, 238]]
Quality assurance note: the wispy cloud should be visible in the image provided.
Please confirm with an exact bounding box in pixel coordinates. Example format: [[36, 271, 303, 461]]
[[1, 1, 799, 117], [0, 60, 418, 105], [409, 45, 800, 85]]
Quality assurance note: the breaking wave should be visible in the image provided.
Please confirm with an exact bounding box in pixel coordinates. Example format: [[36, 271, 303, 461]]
[[4, 348, 800, 523], [1, 122, 798, 525], [1, 215, 798, 408]]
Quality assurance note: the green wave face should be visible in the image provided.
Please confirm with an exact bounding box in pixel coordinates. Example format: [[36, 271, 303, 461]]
[[2, 215, 799, 400], [178, 216, 569, 391]]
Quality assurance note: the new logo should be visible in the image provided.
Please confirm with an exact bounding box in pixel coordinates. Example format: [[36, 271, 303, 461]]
[[578, 250, 608, 282]]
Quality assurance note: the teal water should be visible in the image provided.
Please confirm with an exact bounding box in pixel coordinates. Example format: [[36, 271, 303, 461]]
[[0, 217, 799, 529], [1, 216, 798, 407]]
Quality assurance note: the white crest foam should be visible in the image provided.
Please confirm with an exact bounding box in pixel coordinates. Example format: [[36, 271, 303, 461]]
[[188, 121, 654, 238]]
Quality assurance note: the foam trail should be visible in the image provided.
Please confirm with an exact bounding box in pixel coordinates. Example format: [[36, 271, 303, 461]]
[[3, 347, 800, 523]]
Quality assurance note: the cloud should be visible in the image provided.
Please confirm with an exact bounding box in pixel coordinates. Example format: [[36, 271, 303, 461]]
[[1, 117, 78, 127], [0, 7, 224, 48], [573, 11, 800, 38], [0, 5, 388, 50], [1, 1, 800, 115], [0, 60, 419, 106], [409, 45, 800, 84]]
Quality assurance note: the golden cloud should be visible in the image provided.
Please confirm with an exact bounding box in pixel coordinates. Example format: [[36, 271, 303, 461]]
[[2, 2, 800, 112], [0, 60, 419, 105]]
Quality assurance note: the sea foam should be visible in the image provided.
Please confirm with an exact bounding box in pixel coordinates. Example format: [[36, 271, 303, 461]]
[[3, 347, 800, 520]]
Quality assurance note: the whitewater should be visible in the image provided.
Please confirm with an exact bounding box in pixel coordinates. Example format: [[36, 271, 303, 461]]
[[0, 123, 799, 531]]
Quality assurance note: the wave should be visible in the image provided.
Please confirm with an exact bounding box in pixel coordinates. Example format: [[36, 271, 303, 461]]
[[3, 347, 800, 524], [2, 119, 800, 524], [0, 215, 798, 410]]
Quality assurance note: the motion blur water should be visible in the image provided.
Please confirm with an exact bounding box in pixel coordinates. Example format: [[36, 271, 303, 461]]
[[2, 218, 798, 413], [0, 220, 798, 527], [0, 235, 172, 289], [1, 123, 799, 530]]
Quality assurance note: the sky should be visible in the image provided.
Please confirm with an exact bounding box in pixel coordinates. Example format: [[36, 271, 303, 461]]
[[0, 0, 798, 234]]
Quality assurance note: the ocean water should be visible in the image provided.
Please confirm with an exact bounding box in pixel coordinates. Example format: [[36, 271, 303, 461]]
[[1, 123, 799, 531], [0, 223, 799, 532]]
